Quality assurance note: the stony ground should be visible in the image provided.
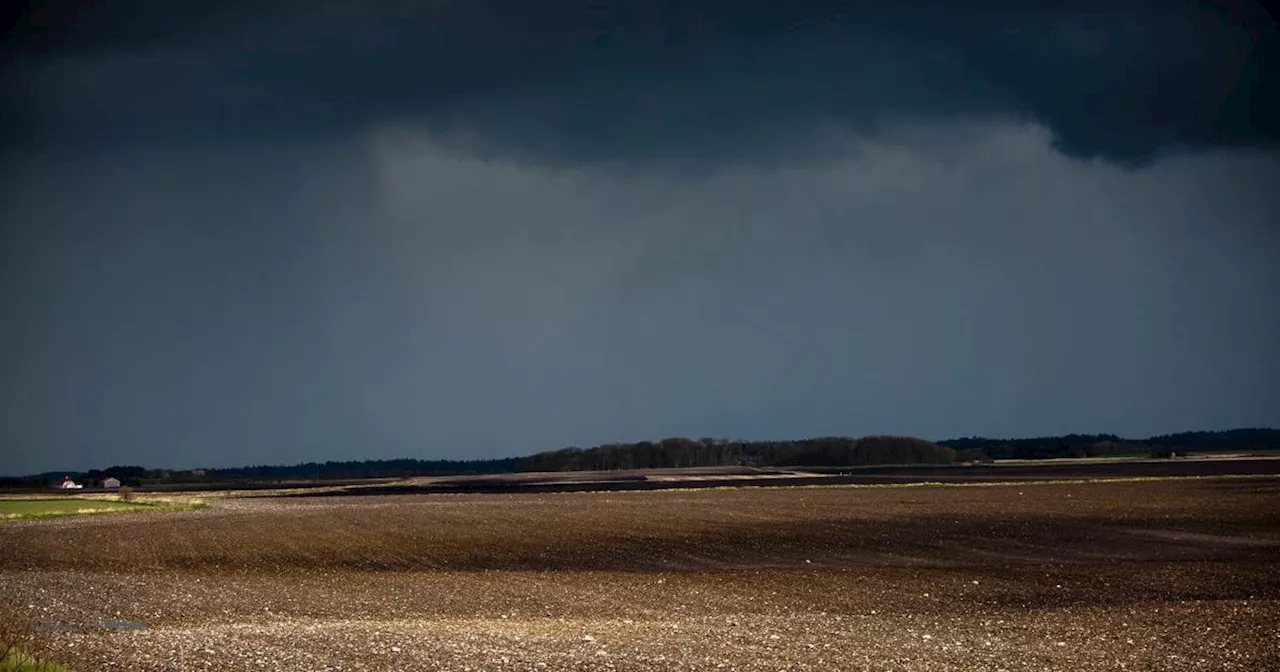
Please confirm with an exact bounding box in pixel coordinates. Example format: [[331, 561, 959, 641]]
[[3, 477, 1279, 670]]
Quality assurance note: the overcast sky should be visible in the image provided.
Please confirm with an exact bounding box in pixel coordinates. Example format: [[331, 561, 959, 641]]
[[2, 1, 1278, 474]]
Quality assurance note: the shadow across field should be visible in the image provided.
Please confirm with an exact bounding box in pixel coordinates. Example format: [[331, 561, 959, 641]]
[[272, 458, 1280, 497], [4, 479, 1277, 576], [21, 516, 1280, 575]]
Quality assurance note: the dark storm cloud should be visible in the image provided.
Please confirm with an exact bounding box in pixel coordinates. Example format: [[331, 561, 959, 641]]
[[1, 2, 1278, 477], [1, 124, 1277, 475], [4, 1, 1276, 163]]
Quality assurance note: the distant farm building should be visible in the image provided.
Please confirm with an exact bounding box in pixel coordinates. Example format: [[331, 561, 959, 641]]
[[189, 469, 206, 477], [101, 477, 121, 489], [57, 476, 84, 490]]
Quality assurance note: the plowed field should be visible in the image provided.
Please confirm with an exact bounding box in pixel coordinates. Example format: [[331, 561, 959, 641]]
[[3, 477, 1278, 670]]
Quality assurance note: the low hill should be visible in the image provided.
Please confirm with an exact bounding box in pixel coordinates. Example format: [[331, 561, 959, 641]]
[[5, 429, 1276, 486]]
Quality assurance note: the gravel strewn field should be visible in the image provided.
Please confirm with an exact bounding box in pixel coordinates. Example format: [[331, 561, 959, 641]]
[[3, 477, 1278, 670]]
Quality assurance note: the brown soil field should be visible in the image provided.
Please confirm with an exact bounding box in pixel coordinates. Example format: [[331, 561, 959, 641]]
[[3, 477, 1279, 670]]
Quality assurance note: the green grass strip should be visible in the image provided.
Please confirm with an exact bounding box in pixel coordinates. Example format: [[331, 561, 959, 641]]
[[0, 648, 71, 672], [0, 498, 204, 522]]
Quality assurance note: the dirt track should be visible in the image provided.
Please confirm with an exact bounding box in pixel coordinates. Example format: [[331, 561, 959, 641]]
[[3, 477, 1279, 670]]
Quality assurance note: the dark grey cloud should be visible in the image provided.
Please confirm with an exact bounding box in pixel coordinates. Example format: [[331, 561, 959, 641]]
[[2, 2, 1278, 476], [1, 124, 1277, 475], [4, 1, 1276, 164]]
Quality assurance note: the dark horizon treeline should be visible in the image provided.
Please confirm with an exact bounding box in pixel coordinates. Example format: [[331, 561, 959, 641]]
[[206, 457, 523, 481], [519, 435, 954, 471], [939, 428, 1280, 460], [3, 428, 1276, 486], [1, 458, 522, 488], [520, 428, 1280, 471]]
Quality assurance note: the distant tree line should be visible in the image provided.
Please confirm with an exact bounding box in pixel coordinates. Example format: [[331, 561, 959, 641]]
[[1145, 428, 1280, 450], [206, 457, 523, 481], [3, 429, 1276, 487], [0, 458, 521, 488], [939, 428, 1280, 461], [518, 435, 955, 471], [1, 465, 168, 489]]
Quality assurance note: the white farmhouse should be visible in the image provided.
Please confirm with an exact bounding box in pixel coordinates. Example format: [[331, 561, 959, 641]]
[[57, 476, 84, 489]]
